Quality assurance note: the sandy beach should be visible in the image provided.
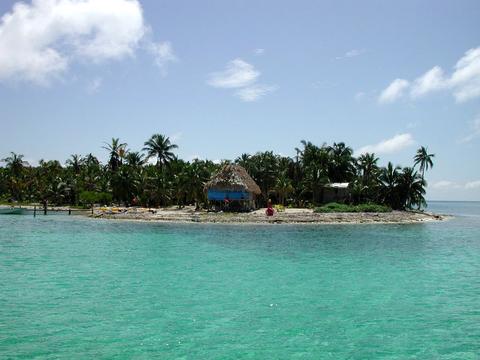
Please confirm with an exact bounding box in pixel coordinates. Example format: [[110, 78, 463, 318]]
[[91, 206, 447, 224]]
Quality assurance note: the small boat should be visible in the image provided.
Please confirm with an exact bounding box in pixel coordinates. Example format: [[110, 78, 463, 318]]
[[0, 207, 26, 215]]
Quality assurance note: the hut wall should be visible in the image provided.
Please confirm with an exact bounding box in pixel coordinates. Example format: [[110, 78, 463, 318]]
[[207, 190, 253, 201], [322, 187, 350, 203]]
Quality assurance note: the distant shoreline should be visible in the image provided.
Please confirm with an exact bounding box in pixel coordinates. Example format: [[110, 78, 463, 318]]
[[89, 206, 448, 225]]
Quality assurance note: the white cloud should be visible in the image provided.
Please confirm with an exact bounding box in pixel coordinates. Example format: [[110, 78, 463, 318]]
[[0, 0, 147, 84], [208, 58, 275, 101], [381, 47, 480, 104], [235, 84, 276, 102], [86, 77, 102, 94], [148, 41, 177, 76], [207, 59, 259, 88], [356, 133, 415, 155], [378, 79, 409, 103], [460, 115, 480, 143], [0, 0, 176, 84], [450, 47, 480, 102], [411, 66, 446, 98], [254, 48, 265, 55], [465, 180, 480, 189]]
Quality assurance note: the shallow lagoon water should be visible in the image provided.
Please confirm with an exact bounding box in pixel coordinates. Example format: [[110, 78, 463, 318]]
[[1, 202, 479, 359]]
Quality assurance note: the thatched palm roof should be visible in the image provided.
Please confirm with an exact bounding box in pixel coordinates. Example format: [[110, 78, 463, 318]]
[[205, 164, 261, 195]]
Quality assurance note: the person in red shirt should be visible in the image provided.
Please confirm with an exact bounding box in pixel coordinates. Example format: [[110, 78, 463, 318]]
[[266, 199, 274, 216]]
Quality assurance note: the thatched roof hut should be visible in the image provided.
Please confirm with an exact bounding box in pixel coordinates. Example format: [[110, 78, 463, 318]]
[[205, 164, 261, 202]]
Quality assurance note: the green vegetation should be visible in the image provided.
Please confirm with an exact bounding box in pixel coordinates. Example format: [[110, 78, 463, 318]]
[[79, 191, 113, 208], [314, 203, 392, 213], [0, 135, 434, 211]]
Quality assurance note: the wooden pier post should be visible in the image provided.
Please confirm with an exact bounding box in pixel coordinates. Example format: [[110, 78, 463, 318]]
[[34, 206, 36, 218]]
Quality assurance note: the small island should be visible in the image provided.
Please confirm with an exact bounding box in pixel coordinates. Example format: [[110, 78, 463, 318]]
[[1, 134, 442, 224]]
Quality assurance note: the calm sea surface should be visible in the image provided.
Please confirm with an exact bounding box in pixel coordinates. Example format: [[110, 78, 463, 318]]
[[1, 202, 479, 359]]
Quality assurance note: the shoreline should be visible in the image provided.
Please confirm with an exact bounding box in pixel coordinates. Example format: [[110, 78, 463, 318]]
[[89, 206, 449, 225]]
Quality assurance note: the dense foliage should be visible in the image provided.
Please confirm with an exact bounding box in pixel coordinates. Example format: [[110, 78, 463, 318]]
[[0, 134, 434, 210], [314, 203, 392, 213]]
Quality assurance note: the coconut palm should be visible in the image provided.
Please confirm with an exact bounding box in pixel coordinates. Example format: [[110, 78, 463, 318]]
[[357, 153, 379, 185], [413, 146, 435, 180], [66, 154, 82, 174], [1, 152, 29, 177], [143, 134, 178, 169], [273, 173, 294, 205], [327, 142, 355, 182], [379, 162, 401, 209], [398, 167, 426, 209], [125, 151, 146, 168], [103, 138, 127, 172]]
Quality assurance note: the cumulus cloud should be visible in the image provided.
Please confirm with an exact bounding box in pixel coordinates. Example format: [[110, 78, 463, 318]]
[[208, 58, 275, 101], [0, 0, 175, 84], [410, 66, 446, 97], [356, 133, 415, 155], [148, 41, 177, 76], [450, 47, 480, 102], [380, 46, 480, 104], [378, 79, 410, 103], [207, 59, 259, 88]]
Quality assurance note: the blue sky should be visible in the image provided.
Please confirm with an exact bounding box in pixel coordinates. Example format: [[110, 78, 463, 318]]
[[0, 0, 479, 200]]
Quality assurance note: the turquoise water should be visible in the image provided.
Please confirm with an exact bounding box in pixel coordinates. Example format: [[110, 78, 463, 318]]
[[1, 202, 479, 359]]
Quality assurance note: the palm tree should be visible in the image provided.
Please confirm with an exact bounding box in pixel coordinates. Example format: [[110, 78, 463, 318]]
[[398, 167, 426, 209], [380, 162, 401, 209], [143, 134, 178, 169], [357, 153, 379, 185], [2, 152, 29, 177], [125, 151, 146, 168], [413, 146, 435, 180], [327, 142, 355, 182], [66, 154, 82, 174], [356, 152, 380, 202], [103, 138, 127, 172], [273, 174, 294, 205]]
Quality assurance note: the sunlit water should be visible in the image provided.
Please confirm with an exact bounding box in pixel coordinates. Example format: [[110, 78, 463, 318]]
[[1, 202, 479, 359]]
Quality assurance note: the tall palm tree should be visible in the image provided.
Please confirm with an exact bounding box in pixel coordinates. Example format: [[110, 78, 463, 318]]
[[398, 167, 426, 209], [143, 134, 178, 169], [413, 146, 435, 180], [1, 152, 29, 177], [327, 142, 355, 182], [125, 151, 146, 168], [273, 173, 294, 205], [103, 138, 127, 172], [380, 162, 401, 209], [66, 154, 82, 174]]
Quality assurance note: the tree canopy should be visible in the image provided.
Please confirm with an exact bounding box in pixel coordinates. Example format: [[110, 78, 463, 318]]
[[0, 136, 433, 211]]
